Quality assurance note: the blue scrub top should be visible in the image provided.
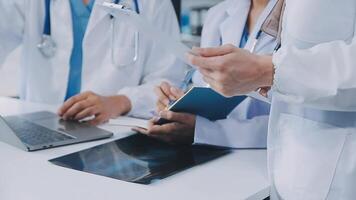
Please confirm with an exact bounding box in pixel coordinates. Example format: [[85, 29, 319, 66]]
[[65, 0, 95, 100], [239, 24, 249, 49]]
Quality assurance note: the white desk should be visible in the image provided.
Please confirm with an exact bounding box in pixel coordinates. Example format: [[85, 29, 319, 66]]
[[0, 97, 269, 200]]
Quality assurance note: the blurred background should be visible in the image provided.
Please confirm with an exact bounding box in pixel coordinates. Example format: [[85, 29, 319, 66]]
[[0, 0, 223, 97]]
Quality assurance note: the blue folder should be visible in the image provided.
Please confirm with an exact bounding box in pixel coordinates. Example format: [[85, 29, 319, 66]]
[[156, 87, 247, 125]]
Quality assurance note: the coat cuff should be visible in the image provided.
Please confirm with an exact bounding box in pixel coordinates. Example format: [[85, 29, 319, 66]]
[[272, 48, 304, 103], [118, 86, 157, 119]]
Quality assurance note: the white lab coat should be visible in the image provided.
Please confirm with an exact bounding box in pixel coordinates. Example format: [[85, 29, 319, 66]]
[[269, 0, 356, 199], [0, 0, 185, 118], [193, 0, 277, 148]]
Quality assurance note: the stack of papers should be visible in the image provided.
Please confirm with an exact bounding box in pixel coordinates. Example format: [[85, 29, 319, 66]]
[[99, 117, 149, 134]]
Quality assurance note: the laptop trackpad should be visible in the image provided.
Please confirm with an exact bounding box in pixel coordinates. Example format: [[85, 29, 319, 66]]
[[20, 111, 104, 138]]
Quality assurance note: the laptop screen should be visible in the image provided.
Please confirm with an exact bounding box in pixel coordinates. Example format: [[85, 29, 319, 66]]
[[49, 134, 230, 184]]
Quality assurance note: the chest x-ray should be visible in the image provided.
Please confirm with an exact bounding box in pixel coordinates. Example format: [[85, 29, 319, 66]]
[[50, 134, 230, 184]]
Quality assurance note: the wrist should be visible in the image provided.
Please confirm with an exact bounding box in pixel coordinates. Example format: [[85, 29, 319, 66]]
[[109, 95, 132, 117], [256, 55, 274, 87]]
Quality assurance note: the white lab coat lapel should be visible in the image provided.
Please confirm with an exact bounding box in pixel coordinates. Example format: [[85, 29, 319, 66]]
[[49, 0, 74, 101], [51, 0, 73, 50], [219, 0, 250, 46], [219, 0, 278, 52], [85, 0, 111, 36], [244, 0, 278, 52], [82, 0, 113, 87]]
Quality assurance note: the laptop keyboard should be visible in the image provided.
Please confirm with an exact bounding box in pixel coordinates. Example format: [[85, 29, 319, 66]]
[[4, 117, 74, 146]]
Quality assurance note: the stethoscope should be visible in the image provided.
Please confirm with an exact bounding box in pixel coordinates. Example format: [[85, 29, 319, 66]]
[[37, 0, 140, 67]]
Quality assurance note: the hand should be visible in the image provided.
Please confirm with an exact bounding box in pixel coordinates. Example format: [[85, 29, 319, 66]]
[[132, 111, 196, 145], [155, 81, 184, 112], [58, 91, 132, 125], [188, 44, 274, 97]]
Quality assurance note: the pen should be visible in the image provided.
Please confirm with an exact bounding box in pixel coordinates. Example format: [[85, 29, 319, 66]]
[[250, 30, 262, 53], [149, 69, 196, 118], [168, 68, 196, 106]]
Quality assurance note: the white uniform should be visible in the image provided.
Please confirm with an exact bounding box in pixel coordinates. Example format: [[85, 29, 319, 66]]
[[270, 0, 356, 199], [0, 0, 185, 118], [193, 0, 277, 148]]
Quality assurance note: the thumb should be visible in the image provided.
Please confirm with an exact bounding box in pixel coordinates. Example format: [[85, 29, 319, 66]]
[[192, 44, 235, 57]]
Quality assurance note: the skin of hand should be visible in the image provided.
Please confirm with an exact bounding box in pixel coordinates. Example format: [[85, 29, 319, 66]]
[[132, 110, 196, 145], [58, 91, 132, 125], [188, 44, 274, 97], [154, 81, 184, 112]]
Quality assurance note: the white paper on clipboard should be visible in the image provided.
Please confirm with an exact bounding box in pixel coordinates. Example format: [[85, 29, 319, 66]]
[[99, 3, 271, 104]]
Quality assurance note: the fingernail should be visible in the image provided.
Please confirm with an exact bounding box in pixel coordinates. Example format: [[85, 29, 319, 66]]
[[169, 95, 176, 100]]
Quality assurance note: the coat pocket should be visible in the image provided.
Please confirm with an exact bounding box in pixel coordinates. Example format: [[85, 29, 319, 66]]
[[273, 113, 349, 200], [111, 21, 139, 68]]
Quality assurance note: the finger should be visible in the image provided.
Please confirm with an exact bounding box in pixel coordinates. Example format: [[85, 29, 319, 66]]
[[154, 86, 170, 106], [156, 95, 171, 110], [151, 117, 160, 124], [160, 82, 173, 97], [170, 87, 184, 99], [74, 106, 100, 120], [187, 54, 224, 71], [202, 76, 231, 97], [147, 118, 157, 129], [62, 100, 93, 120], [259, 87, 271, 97], [148, 124, 176, 135], [58, 93, 90, 116], [89, 114, 109, 126], [156, 101, 167, 112], [159, 111, 194, 124], [191, 44, 235, 57], [132, 127, 149, 135]]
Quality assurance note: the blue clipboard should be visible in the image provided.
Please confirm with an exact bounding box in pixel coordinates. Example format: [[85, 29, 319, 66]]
[[156, 87, 247, 125]]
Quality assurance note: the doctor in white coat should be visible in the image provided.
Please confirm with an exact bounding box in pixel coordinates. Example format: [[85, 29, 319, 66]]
[[134, 0, 277, 147], [0, 0, 185, 124], [189, 0, 356, 199]]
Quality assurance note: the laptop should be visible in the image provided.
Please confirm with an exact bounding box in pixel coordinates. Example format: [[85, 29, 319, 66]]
[[0, 111, 113, 151]]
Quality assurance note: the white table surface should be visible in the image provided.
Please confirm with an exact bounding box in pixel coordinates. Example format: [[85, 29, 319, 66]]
[[0, 97, 269, 200]]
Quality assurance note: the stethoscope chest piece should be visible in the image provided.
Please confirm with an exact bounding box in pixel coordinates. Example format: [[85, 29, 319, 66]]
[[37, 34, 57, 58]]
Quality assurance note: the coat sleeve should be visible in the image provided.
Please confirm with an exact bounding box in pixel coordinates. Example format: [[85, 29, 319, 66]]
[[0, 0, 25, 66], [272, 31, 356, 112], [118, 0, 186, 119]]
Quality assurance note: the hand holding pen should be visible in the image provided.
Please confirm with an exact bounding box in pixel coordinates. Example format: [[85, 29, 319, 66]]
[[154, 69, 195, 113], [154, 81, 184, 113]]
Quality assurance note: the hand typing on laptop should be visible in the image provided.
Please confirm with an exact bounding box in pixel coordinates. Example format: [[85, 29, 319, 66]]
[[133, 81, 195, 145]]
